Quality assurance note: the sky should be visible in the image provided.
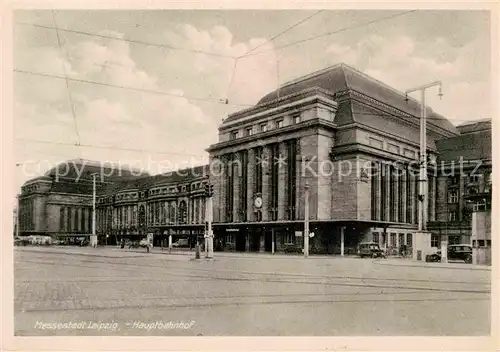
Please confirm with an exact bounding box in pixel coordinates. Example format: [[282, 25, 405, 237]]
[[12, 9, 492, 193]]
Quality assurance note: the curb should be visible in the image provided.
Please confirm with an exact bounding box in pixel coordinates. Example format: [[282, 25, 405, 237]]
[[373, 259, 491, 271]]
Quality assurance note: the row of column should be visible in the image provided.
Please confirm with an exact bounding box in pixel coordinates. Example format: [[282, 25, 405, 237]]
[[372, 163, 436, 224], [219, 141, 297, 223], [60, 206, 91, 233]]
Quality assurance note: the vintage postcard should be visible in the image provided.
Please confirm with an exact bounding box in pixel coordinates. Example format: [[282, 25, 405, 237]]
[[2, 1, 498, 351]]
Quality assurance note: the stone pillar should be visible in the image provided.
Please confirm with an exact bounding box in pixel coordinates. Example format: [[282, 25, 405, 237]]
[[409, 171, 415, 224], [232, 153, 241, 222], [429, 175, 436, 222], [401, 168, 407, 223], [219, 156, 228, 223], [261, 146, 271, 221], [278, 142, 287, 220], [394, 167, 400, 223], [384, 163, 390, 221], [247, 149, 255, 222], [375, 162, 382, 221]]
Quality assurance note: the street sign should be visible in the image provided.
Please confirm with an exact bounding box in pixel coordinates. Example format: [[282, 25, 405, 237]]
[[295, 231, 303, 237]]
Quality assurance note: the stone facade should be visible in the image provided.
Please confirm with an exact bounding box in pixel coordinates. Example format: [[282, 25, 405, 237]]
[[18, 64, 492, 258]]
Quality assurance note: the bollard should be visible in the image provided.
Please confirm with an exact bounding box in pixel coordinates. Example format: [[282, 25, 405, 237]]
[[195, 244, 200, 259]]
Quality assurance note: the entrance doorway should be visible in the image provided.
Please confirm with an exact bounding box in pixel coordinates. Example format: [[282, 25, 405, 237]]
[[250, 229, 261, 252], [264, 229, 273, 252], [235, 230, 246, 251]]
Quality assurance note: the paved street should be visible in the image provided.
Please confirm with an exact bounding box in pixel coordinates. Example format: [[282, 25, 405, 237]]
[[14, 246, 491, 336]]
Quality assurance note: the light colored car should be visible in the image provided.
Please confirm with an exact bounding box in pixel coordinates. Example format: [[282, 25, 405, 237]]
[[139, 239, 149, 247], [172, 238, 189, 247]]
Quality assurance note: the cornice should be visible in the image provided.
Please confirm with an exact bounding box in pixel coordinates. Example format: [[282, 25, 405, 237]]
[[337, 122, 437, 153], [227, 86, 336, 120], [209, 118, 337, 153]]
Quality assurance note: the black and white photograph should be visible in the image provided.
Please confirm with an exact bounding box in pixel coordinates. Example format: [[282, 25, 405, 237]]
[[3, 2, 498, 350]]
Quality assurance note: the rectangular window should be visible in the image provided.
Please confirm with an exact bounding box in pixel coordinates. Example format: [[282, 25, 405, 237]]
[[473, 200, 486, 211], [276, 119, 284, 128], [67, 208, 72, 233], [431, 234, 439, 247], [285, 232, 295, 244], [487, 240, 491, 247], [478, 240, 485, 247], [260, 123, 268, 132], [469, 174, 480, 183], [293, 113, 301, 124], [449, 236, 461, 245], [398, 233, 404, 247], [74, 209, 79, 232], [60, 207, 65, 232], [246, 127, 253, 136], [81, 208, 86, 232], [449, 176, 459, 185], [448, 211, 457, 222], [372, 232, 379, 244], [230, 131, 238, 140], [390, 233, 396, 247], [406, 233, 413, 246], [448, 190, 459, 203]]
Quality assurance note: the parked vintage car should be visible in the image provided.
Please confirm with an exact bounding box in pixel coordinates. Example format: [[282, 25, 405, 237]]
[[139, 238, 150, 247], [357, 242, 386, 258], [172, 238, 189, 248], [426, 244, 473, 263], [283, 243, 303, 254]]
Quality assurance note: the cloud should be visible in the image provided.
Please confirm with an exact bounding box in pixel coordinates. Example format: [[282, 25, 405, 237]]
[[324, 34, 490, 123], [161, 24, 279, 106], [14, 26, 218, 182]]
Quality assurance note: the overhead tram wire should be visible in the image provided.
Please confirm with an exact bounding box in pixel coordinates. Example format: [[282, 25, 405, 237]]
[[14, 138, 208, 158], [13, 69, 254, 108], [241, 10, 418, 58], [15, 22, 236, 59], [240, 10, 325, 58], [51, 10, 81, 148]]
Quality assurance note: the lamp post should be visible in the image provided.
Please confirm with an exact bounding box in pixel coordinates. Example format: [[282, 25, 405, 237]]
[[304, 182, 310, 258], [405, 81, 443, 261], [405, 81, 443, 232]]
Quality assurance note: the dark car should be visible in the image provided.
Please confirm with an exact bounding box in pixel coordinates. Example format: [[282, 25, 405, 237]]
[[426, 244, 473, 263], [284, 243, 303, 254], [358, 242, 386, 258]]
